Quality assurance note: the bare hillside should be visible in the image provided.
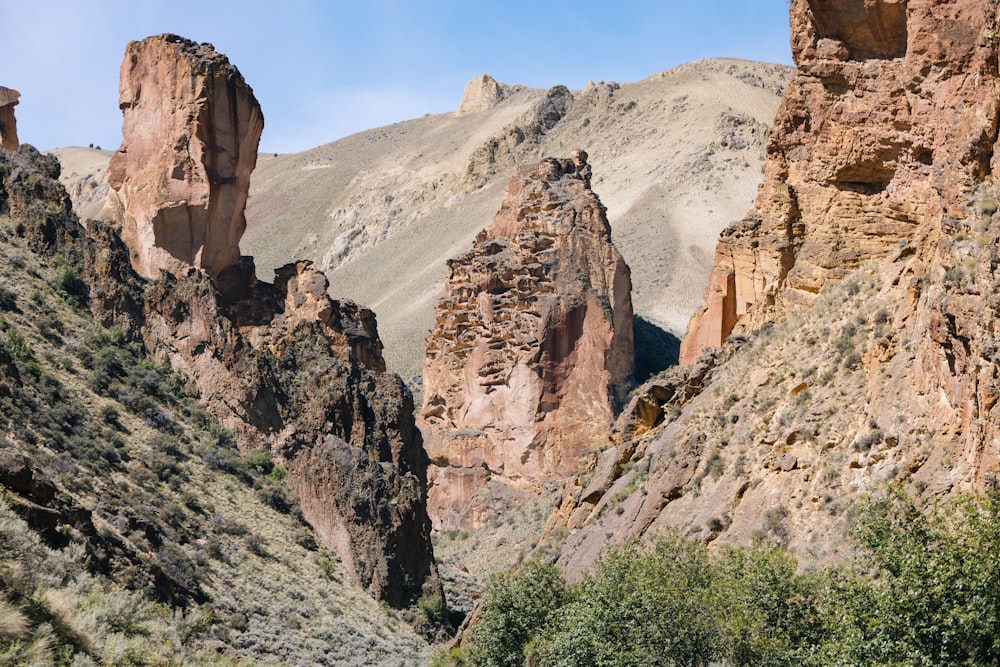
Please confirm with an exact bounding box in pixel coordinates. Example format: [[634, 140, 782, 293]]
[[54, 58, 792, 380]]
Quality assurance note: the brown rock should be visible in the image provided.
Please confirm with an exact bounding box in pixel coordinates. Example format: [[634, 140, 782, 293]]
[[456, 74, 510, 115], [682, 0, 997, 363], [545, 0, 1000, 577], [62, 36, 440, 610], [0, 448, 55, 504], [0, 87, 19, 150], [420, 152, 634, 529], [99, 34, 263, 283]]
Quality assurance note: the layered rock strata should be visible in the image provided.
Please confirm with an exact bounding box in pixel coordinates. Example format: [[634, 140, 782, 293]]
[[84, 35, 441, 609], [0, 87, 19, 150], [420, 151, 634, 530], [99, 34, 263, 284]]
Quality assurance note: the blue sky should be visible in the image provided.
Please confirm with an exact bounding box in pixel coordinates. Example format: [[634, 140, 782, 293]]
[[4, 1, 793, 154]]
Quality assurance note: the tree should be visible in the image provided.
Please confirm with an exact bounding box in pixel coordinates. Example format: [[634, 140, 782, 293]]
[[541, 533, 718, 667], [712, 543, 823, 666], [821, 486, 1000, 665]]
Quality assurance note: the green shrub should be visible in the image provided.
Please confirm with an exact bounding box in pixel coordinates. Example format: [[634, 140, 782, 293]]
[[246, 449, 274, 475], [819, 487, 1000, 665], [417, 593, 447, 624], [466, 558, 568, 667], [541, 534, 718, 667]]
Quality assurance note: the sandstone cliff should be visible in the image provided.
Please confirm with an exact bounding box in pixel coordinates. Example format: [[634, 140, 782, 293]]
[[87, 34, 441, 610], [0, 87, 19, 150], [541, 0, 1000, 576], [419, 152, 634, 530], [99, 34, 263, 285]]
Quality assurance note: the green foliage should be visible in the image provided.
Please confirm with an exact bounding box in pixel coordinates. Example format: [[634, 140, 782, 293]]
[[712, 543, 823, 666], [318, 557, 338, 581], [2, 328, 32, 362], [466, 558, 569, 667], [50, 253, 86, 304], [418, 593, 448, 624], [431, 646, 469, 667], [245, 448, 274, 475], [818, 486, 1000, 665], [466, 489, 1000, 667], [541, 534, 718, 667]]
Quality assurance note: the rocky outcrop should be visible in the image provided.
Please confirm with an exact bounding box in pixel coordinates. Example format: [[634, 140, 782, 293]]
[[99, 34, 263, 284], [541, 0, 1000, 577], [129, 255, 441, 607], [0, 87, 19, 150], [0, 145, 81, 258], [456, 74, 510, 115], [461, 86, 574, 191], [75, 36, 441, 610], [676, 0, 1000, 498], [681, 0, 993, 363], [420, 151, 634, 530]]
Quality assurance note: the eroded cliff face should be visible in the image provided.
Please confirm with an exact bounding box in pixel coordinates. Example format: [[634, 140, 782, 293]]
[[682, 0, 998, 362], [82, 35, 441, 610], [680, 0, 1000, 491], [543, 0, 1000, 577], [0, 87, 19, 150], [420, 152, 634, 530], [99, 34, 263, 285]]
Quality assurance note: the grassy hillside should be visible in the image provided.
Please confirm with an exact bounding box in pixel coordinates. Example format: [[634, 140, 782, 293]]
[[0, 168, 432, 665]]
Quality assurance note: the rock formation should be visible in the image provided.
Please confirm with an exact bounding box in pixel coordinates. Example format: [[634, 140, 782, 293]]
[[456, 74, 510, 115], [540, 0, 1000, 577], [676, 0, 1000, 498], [461, 85, 574, 191], [0, 87, 19, 150], [420, 151, 634, 530], [82, 35, 442, 610], [99, 34, 263, 284], [681, 0, 993, 363]]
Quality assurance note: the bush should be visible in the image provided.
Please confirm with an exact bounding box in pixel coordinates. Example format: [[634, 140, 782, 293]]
[[540, 535, 718, 667], [0, 288, 17, 312], [466, 559, 568, 667], [246, 449, 274, 475], [819, 487, 1000, 665]]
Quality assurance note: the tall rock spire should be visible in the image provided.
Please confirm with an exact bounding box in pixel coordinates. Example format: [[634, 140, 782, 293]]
[[419, 151, 634, 530], [0, 87, 20, 150], [99, 34, 264, 282]]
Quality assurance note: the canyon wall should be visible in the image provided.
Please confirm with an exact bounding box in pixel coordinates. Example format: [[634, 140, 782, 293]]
[[90, 35, 441, 609], [544, 0, 1000, 577], [682, 0, 997, 363]]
